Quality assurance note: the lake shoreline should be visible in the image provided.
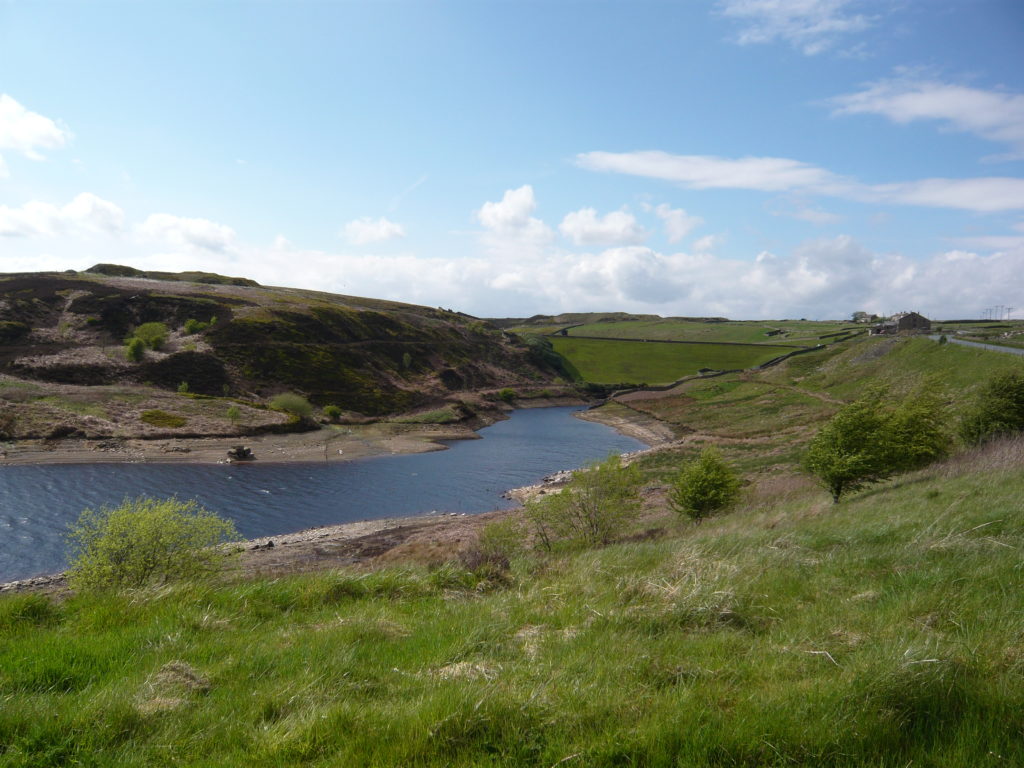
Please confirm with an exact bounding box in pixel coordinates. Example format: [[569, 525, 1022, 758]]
[[0, 397, 595, 468], [0, 401, 668, 593]]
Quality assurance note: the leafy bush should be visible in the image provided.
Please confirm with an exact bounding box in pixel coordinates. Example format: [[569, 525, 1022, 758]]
[[525, 455, 640, 549], [133, 322, 169, 350], [323, 404, 342, 422], [669, 447, 741, 523], [804, 386, 949, 502], [140, 409, 187, 428], [226, 405, 241, 424], [65, 497, 239, 590], [177, 381, 189, 394], [498, 388, 516, 404], [124, 336, 146, 362], [959, 371, 1024, 445], [270, 392, 313, 419], [183, 316, 216, 335]]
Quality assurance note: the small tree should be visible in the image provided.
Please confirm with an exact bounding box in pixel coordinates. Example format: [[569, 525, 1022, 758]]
[[669, 447, 741, 523], [133, 322, 169, 350], [226, 405, 241, 425], [525, 455, 640, 549], [66, 497, 239, 590], [959, 371, 1024, 445], [323, 404, 342, 422], [125, 336, 146, 362], [803, 392, 893, 503], [805, 384, 951, 503], [270, 392, 313, 419]]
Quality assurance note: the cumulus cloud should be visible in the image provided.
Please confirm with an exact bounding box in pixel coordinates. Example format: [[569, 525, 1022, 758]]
[[139, 213, 236, 252], [831, 75, 1024, 159], [0, 94, 71, 176], [476, 185, 554, 256], [578, 149, 1024, 213], [343, 216, 406, 245], [718, 0, 874, 56], [559, 207, 647, 246], [651, 204, 703, 243], [0, 193, 124, 237]]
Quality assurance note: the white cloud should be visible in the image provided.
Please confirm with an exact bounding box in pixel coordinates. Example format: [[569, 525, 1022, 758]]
[[343, 216, 406, 245], [0, 193, 124, 237], [578, 149, 1024, 213], [653, 204, 703, 243], [772, 202, 841, 225], [867, 177, 1024, 213], [831, 75, 1024, 159], [559, 207, 647, 246], [139, 213, 236, 252], [578, 150, 841, 192], [718, 0, 873, 56], [476, 185, 554, 256], [4, 217, 1020, 321], [692, 234, 721, 253], [0, 94, 71, 175]]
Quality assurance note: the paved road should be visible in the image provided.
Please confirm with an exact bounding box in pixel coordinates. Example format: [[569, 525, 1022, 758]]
[[930, 335, 1024, 357]]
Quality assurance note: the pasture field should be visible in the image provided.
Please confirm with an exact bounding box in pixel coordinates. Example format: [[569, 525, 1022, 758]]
[[566, 318, 856, 345], [549, 336, 786, 385]]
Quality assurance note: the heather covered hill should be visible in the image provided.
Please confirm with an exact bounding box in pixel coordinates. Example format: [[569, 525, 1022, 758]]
[[0, 268, 564, 439]]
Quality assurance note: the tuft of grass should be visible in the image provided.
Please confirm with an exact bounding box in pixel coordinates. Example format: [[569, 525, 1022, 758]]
[[140, 409, 188, 428]]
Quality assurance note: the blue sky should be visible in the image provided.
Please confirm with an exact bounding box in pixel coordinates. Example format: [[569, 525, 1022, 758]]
[[2, 0, 1023, 320]]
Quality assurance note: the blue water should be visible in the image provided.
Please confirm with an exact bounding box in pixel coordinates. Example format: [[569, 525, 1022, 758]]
[[0, 407, 643, 581]]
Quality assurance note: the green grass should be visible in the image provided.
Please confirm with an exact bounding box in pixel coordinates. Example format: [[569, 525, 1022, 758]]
[[389, 405, 463, 424], [550, 336, 785, 385], [140, 409, 188, 428], [567, 318, 854, 345], [2, 441, 1023, 767]]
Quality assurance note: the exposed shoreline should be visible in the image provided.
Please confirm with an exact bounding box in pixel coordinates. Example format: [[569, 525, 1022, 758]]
[[0, 397, 593, 468], [0, 400, 670, 594]]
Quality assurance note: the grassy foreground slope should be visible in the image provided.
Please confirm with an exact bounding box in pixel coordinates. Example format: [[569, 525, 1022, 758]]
[[1, 442, 1022, 767], [2, 334, 1023, 766]]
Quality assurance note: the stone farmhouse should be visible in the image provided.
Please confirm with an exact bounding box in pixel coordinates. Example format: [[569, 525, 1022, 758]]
[[871, 311, 931, 335]]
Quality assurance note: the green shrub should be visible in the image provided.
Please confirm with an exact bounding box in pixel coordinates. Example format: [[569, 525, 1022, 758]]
[[177, 381, 189, 394], [804, 385, 949, 502], [226, 405, 241, 424], [323, 404, 342, 422], [133, 322, 168, 350], [525, 454, 640, 549], [270, 392, 313, 419], [124, 336, 145, 362], [140, 409, 187, 428], [183, 316, 216, 335], [959, 371, 1024, 445], [669, 447, 741, 523], [498, 388, 516, 404], [65, 496, 239, 590]]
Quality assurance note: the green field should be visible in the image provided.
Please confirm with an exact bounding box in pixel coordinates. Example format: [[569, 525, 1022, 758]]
[[550, 336, 789, 385], [566, 318, 856, 345]]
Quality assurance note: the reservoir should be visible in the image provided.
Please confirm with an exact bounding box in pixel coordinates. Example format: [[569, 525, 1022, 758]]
[[0, 407, 644, 581]]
